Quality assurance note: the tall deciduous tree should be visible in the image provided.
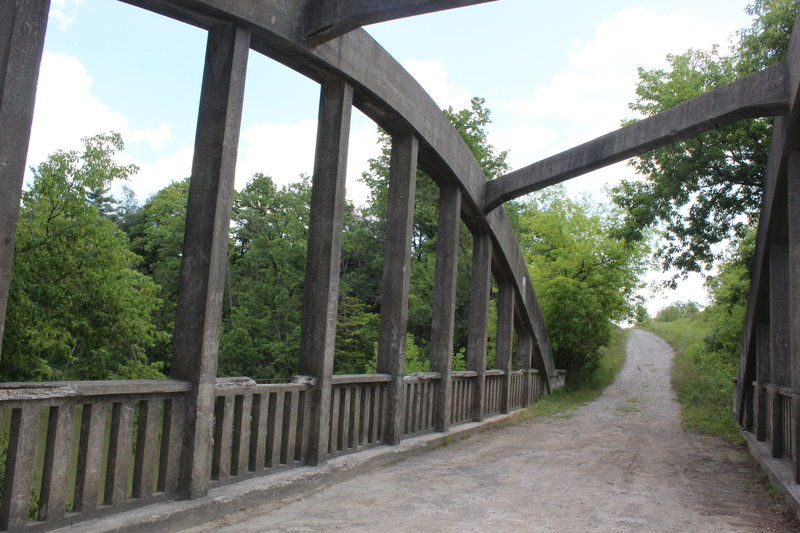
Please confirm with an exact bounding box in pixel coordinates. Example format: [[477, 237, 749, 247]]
[[611, 0, 797, 280], [219, 174, 311, 379], [515, 187, 650, 381], [1, 134, 167, 381]]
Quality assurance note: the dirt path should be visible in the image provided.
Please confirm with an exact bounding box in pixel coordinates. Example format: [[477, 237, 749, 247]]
[[186, 330, 799, 532]]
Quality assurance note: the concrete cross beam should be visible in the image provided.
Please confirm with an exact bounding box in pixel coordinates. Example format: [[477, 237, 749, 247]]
[[305, 0, 496, 45], [485, 63, 790, 212]]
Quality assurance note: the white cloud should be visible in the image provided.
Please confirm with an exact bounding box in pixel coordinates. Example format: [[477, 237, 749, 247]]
[[235, 115, 381, 206], [504, 8, 743, 134], [236, 120, 317, 190], [49, 0, 84, 31], [28, 52, 172, 172], [401, 58, 473, 111], [124, 145, 194, 200], [490, 124, 557, 172]]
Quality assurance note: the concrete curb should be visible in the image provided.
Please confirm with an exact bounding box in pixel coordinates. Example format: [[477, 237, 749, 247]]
[[742, 430, 800, 516], [52, 410, 528, 532]]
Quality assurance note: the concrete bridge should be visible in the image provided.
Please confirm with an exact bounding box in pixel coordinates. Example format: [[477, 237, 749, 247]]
[[0, 1, 798, 531]]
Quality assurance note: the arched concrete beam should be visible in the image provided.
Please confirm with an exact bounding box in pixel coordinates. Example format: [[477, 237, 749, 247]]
[[485, 63, 790, 212]]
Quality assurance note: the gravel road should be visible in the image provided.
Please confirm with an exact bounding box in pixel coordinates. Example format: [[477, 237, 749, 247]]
[[186, 329, 799, 532]]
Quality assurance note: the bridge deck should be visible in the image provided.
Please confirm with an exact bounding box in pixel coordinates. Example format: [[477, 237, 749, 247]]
[[175, 331, 797, 533]]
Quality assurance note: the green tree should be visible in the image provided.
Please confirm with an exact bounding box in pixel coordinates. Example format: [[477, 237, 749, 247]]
[[1, 133, 166, 381], [127, 178, 190, 367], [654, 301, 701, 322], [703, 229, 755, 364], [218, 174, 310, 379], [611, 0, 796, 279], [516, 187, 650, 381]]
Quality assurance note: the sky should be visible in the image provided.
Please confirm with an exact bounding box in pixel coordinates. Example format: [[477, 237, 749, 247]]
[[32, 0, 756, 314]]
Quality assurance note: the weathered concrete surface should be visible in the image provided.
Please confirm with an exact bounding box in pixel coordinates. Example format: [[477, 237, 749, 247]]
[[305, 0, 496, 45], [485, 63, 789, 211], [182, 330, 800, 532]]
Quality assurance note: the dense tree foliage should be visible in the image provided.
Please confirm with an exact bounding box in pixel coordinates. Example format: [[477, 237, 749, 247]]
[[513, 188, 650, 380], [611, 0, 797, 280], [2, 97, 650, 385], [654, 301, 701, 322], [1, 134, 166, 381], [220, 175, 310, 378]]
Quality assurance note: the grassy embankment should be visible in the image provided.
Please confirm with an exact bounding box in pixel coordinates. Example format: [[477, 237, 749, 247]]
[[642, 312, 742, 443], [516, 326, 630, 421]]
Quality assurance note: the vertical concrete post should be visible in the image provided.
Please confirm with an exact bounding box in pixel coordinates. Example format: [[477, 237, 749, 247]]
[[376, 133, 418, 445], [0, 0, 50, 356], [770, 243, 790, 458], [466, 232, 492, 422], [170, 24, 249, 500], [495, 281, 514, 414], [430, 184, 461, 432], [298, 80, 353, 464], [755, 323, 770, 441], [518, 329, 533, 407], [787, 150, 800, 480]]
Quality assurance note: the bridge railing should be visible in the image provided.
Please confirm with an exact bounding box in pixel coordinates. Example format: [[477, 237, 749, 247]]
[[401, 373, 439, 437], [449, 371, 476, 425], [0, 364, 562, 531], [0, 380, 190, 531], [210, 378, 312, 486], [328, 375, 390, 458]]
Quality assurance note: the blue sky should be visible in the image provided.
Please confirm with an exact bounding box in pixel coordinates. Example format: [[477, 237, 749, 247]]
[[34, 0, 756, 311]]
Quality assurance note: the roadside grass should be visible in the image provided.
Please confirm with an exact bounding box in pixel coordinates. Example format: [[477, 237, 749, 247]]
[[642, 314, 743, 444], [515, 326, 630, 423]]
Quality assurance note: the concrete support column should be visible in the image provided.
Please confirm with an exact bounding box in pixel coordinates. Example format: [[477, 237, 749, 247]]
[[0, 0, 50, 356], [495, 282, 514, 414], [376, 133, 418, 445], [298, 80, 353, 464], [430, 184, 461, 432], [755, 323, 770, 441], [770, 243, 790, 458], [787, 150, 800, 480], [518, 329, 533, 407], [171, 24, 250, 500], [466, 232, 492, 422]]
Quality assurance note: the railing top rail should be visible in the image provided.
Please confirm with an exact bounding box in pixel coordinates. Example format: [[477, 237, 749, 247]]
[[0, 379, 191, 402], [450, 371, 478, 378], [402, 372, 442, 382], [331, 374, 392, 385], [485, 369, 505, 377]]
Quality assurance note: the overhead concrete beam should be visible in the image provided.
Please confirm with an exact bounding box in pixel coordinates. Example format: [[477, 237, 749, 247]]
[[305, 0, 496, 45], [485, 63, 790, 212]]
